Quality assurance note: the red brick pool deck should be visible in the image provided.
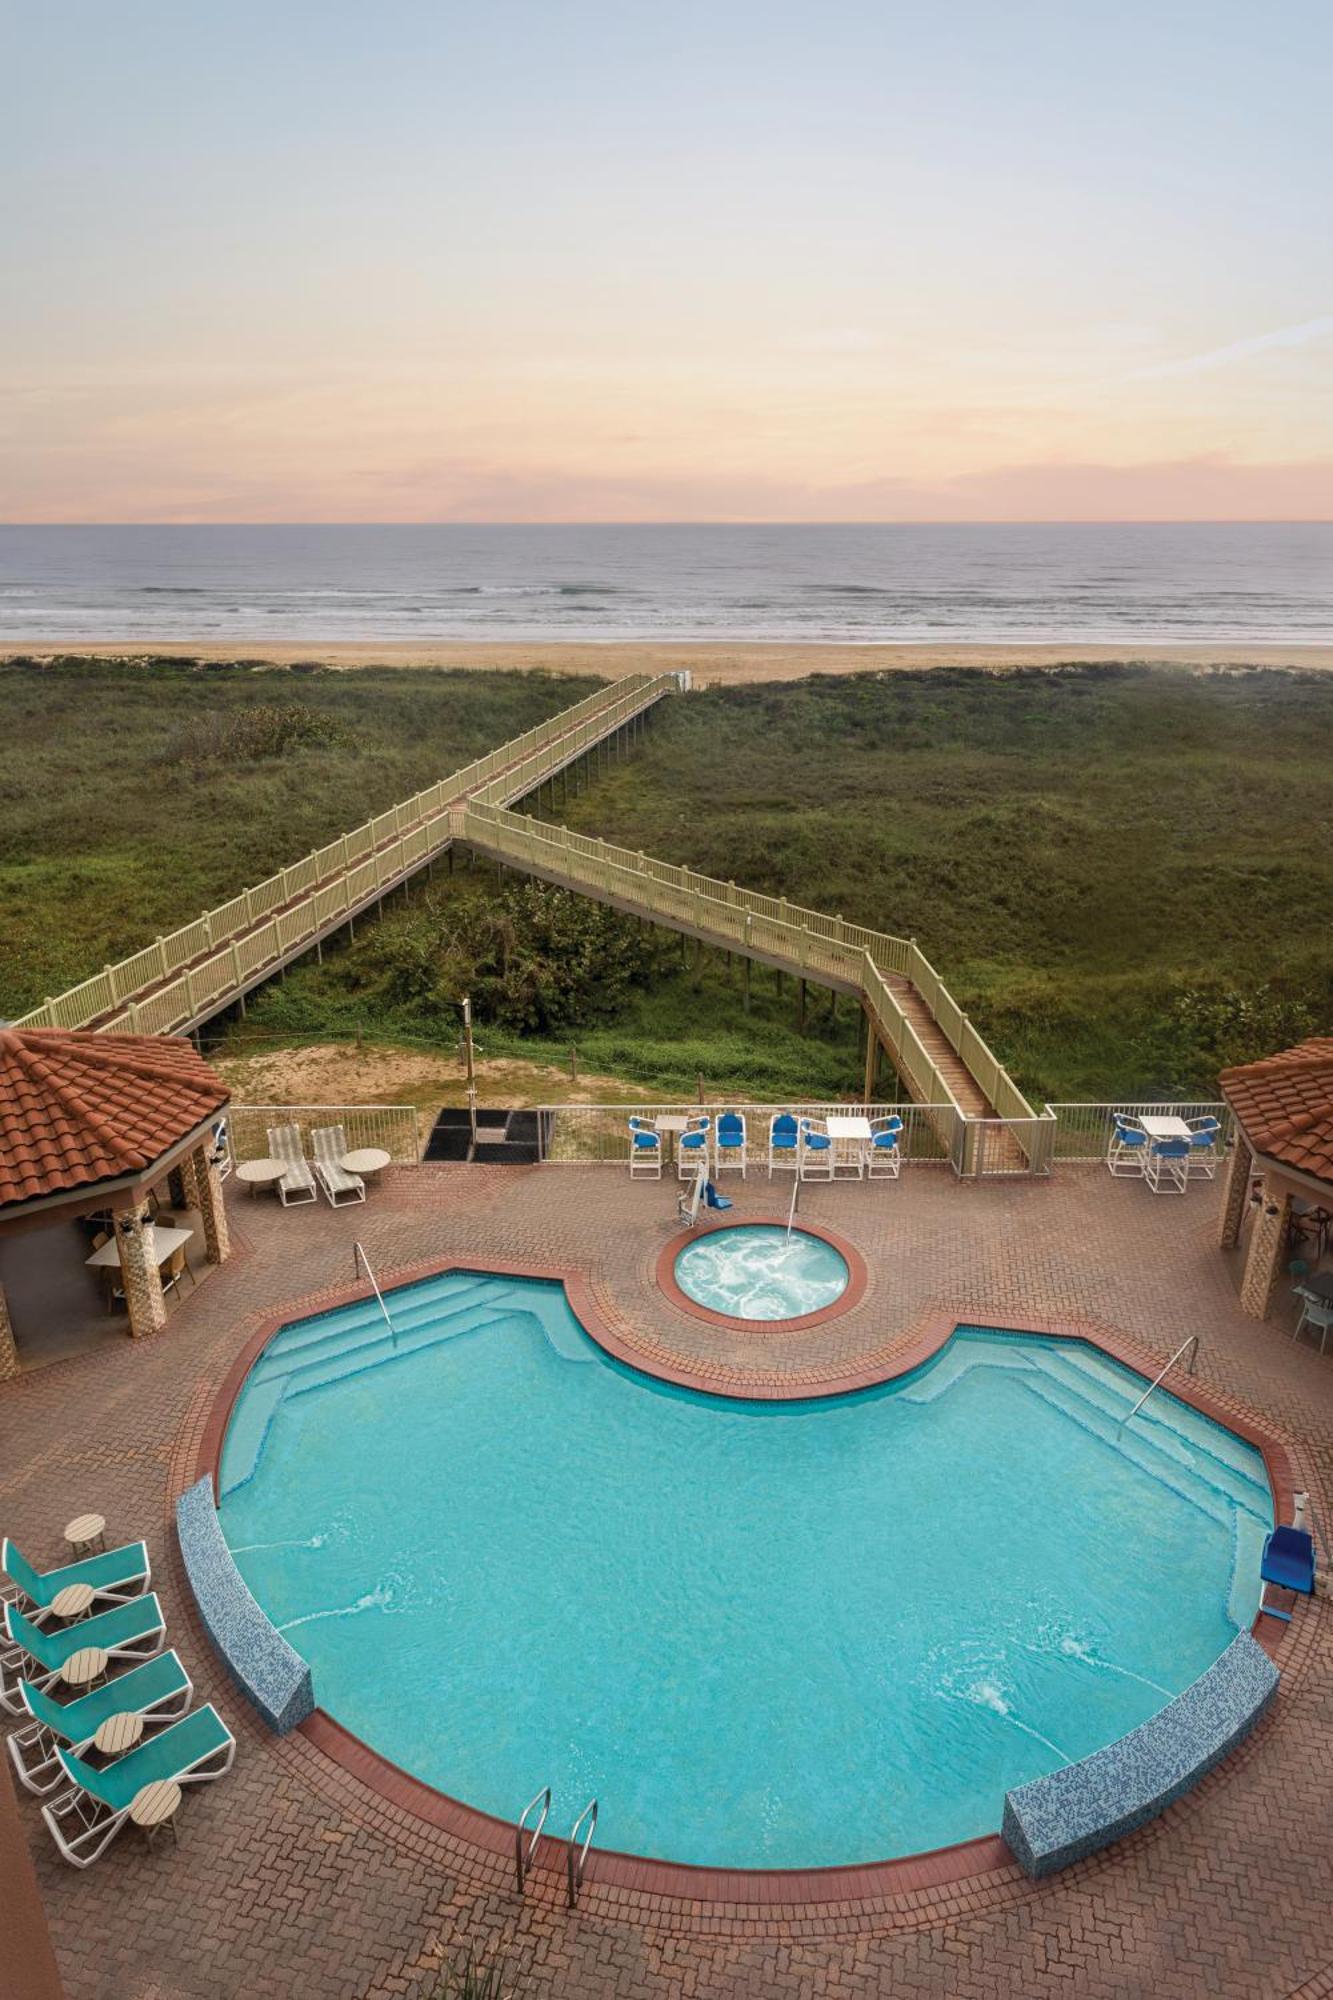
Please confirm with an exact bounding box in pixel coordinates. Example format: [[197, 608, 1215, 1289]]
[[2, 1162, 1330, 2000]]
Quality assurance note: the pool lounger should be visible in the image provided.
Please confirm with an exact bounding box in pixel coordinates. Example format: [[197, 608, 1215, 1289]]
[[2, 1536, 151, 1623], [42, 1702, 235, 1867], [0, 1595, 167, 1714], [7, 1649, 193, 1795]]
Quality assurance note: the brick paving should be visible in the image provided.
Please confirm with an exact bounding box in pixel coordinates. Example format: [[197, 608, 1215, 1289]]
[[1, 1161, 1330, 2000]]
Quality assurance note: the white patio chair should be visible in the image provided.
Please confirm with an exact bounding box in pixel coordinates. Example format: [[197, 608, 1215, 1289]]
[[677, 1116, 711, 1180], [266, 1125, 318, 1206], [866, 1115, 903, 1180], [1106, 1117, 1149, 1177], [627, 1117, 662, 1180], [310, 1126, 367, 1207], [767, 1113, 800, 1177], [713, 1112, 747, 1176], [1185, 1116, 1222, 1180], [798, 1119, 833, 1181], [1144, 1138, 1190, 1195], [1292, 1296, 1333, 1354]]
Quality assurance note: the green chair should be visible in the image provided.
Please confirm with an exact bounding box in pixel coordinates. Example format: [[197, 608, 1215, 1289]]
[[42, 1703, 236, 1867], [2, 1536, 150, 1621], [8, 1649, 192, 1795]]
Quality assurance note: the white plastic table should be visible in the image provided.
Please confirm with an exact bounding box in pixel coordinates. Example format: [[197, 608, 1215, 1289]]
[[64, 1513, 106, 1555], [1138, 1116, 1192, 1141], [339, 1148, 391, 1177], [825, 1114, 872, 1178], [235, 1159, 287, 1195], [653, 1115, 690, 1166], [86, 1226, 193, 1269]]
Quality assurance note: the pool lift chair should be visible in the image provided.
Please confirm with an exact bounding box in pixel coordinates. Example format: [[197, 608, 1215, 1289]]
[[1258, 1496, 1319, 1623], [677, 1164, 733, 1230]]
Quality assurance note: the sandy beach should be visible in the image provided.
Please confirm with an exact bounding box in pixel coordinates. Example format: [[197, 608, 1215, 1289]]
[[8, 639, 1333, 680]]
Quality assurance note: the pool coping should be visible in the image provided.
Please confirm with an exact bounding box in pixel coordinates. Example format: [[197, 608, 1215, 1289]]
[[193, 1252, 1299, 1908], [656, 1214, 870, 1332]]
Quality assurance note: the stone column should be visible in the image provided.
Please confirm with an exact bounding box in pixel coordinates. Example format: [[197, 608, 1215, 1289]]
[[1218, 1138, 1253, 1249], [115, 1203, 167, 1339], [0, 1285, 19, 1382], [176, 1150, 202, 1213], [1239, 1177, 1291, 1321], [190, 1141, 231, 1266]]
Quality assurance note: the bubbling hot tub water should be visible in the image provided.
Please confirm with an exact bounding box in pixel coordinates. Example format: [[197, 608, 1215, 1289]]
[[673, 1224, 850, 1321]]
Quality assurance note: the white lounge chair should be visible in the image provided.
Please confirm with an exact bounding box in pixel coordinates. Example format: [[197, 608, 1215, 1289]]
[[310, 1126, 366, 1207], [8, 1650, 193, 1795], [41, 1702, 235, 1867], [266, 1124, 318, 1206], [1, 1596, 167, 1713]]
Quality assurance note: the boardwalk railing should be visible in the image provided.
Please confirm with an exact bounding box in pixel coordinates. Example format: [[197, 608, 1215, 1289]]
[[228, 1104, 422, 1165], [462, 800, 1041, 1162], [537, 1102, 957, 1165], [13, 674, 675, 1038]]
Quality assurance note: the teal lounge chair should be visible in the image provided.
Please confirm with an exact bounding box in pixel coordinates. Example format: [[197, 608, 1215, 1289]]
[[2, 1536, 150, 1622], [42, 1702, 235, 1867], [8, 1649, 193, 1795], [0, 1595, 166, 1713]]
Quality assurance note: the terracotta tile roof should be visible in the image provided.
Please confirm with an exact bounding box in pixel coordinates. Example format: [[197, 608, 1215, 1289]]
[[0, 1028, 229, 1214], [1220, 1037, 1333, 1189]]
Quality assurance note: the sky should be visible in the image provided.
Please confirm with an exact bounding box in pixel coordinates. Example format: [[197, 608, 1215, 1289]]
[[2, 0, 1331, 523]]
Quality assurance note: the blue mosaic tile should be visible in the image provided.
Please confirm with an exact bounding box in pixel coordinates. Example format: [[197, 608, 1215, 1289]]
[[1002, 1631, 1278, 1877], [176, 1476, 313, 1734]]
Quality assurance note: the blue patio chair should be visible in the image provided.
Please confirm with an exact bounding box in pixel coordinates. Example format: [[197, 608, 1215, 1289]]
[[1145, 1137, 1191, 1195], [1186, 1115, 1222, 1180], [1107, 1117, 1148, 1178], [867, 1115, 903, 1181], [626, 1117, 662, 1181], [9, 1649, 193, 1795], [767, 1113, 800, 1178], [677, 1116, 710, 1181], [798, 1119, 833, 1181], [714, 1112, 747, 1177], [1258, 1525, 1316, 1622], [2, 1537, 150, 1622], [1, 1595, 167, 1713]]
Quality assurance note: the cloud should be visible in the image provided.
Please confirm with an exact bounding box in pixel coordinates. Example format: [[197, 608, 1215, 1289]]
[[1127, 316, 1333, 381]]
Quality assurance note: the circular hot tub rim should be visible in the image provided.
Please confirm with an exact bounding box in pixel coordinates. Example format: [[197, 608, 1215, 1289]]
[[656, 1214, 870, 1333]]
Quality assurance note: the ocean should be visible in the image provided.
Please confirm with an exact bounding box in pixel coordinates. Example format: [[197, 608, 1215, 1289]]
[[0, 522, 1330, 648]]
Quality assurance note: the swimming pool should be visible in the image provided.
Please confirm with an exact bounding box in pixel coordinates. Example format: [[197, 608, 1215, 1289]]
[[673, 1224, 849, 1321], [218, 1270, 1272, 1870]]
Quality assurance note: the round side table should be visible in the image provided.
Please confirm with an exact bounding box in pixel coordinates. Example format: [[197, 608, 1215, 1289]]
[[340, 1147, 392, 1180], [93, 1711, 144, 1759], [235, 1159, 287, 1197], [60, 1647, 108, 1691], [50, 1582, 95, 1623], [131, 1779, 181, 1851], [64, 1513, 106, 1556]]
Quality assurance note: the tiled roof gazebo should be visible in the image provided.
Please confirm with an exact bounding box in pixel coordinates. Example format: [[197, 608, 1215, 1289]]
[[1217, 1037, 1333, 1318], [0, 1027, 231, 1373]]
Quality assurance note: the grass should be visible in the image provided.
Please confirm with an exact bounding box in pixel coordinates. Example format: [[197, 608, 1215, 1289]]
[[538, 665, 1333, 1099], [0, 656, 600, 1015], [5, 656, 1330, 1104]]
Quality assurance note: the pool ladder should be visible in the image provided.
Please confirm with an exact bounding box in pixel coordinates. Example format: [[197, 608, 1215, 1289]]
[[514, 1787, 598, 1907], [352, 1242, 396, 1349], [1119, 1334, 1200, 1427]]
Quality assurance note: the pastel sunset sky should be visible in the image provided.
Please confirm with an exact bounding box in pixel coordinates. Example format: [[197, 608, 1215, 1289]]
[[4, 0, 1330, 522]]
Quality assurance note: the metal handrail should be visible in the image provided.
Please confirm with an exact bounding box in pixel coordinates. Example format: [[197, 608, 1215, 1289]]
[[1120, 1336, 1200, 1427], [352, 1242, 396, 1349], [566, 1798, 598, 1908], [514, 1785, 551, 1894]]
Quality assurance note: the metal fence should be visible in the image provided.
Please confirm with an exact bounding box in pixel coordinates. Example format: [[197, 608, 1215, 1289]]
[[227, 1103, 422, 1165], [1043, 1101, 1231, 1163], [536, 1102, 957, 1166]]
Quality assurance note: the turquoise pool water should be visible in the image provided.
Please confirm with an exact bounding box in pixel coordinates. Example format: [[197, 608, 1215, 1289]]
[[674, 1224, 849, 1320], [219, 1272, 1272, 1869]]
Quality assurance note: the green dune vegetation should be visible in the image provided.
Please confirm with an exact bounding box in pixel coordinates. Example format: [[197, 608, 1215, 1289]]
[[3, 657, 1331, 1106]]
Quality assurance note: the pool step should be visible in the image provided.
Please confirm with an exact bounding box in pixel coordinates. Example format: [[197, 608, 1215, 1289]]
[[898, 1344, 1039, 1404], [252, 1273, 491, 1374], [283, 1292, 529, 1400], [1228, 1510, 1269, 1630], [1029, 1350, 1270, 1518], [1035, 1343, 1268, 1494], [219, 1379, 287, 1498], [1016, 1369, 1241, 1533]]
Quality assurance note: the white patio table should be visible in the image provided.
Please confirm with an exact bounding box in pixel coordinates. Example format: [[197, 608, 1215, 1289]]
[[86, 1225, 193, 1269], [1138, 1116, 1192, 1142], [825, 1114, 872, 1178]]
